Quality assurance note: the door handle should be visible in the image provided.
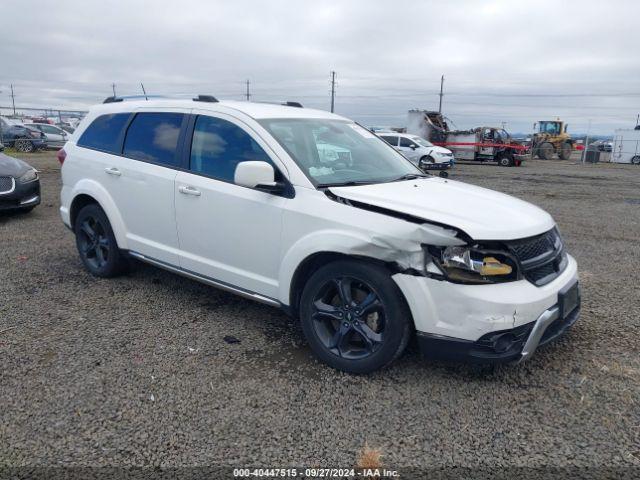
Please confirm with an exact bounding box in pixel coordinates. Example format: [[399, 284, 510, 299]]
[[178, 185, 201, 196], [105, 167, 121, 176]]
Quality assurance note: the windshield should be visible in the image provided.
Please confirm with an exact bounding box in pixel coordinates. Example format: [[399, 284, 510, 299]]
[[259, 119, 422, 187], [412, 137, 433, 148]]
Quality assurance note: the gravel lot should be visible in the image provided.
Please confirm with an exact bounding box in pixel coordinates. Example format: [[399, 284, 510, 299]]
[[1, 151, 639, 475]]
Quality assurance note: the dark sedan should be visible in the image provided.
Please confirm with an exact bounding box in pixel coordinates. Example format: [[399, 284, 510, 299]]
[[0, 153, 41, 213], [0, 118, 47, 153]]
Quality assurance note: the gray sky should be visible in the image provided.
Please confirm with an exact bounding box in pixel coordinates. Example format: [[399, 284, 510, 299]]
[[1, 0, 638, 134]]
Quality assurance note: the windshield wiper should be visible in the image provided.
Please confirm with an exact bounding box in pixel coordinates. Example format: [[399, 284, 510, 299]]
[[389, 173, 429, 182], [317, 180, 374, 188]]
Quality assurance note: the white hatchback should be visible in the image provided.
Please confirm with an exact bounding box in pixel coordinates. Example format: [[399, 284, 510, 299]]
[[59, 96, 579, 373]]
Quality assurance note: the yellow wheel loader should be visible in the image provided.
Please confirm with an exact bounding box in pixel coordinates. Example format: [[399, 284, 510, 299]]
[[532, 120, 574, 160]]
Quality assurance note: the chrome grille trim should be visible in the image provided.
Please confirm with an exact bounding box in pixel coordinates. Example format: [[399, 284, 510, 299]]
[[0, 176, 16, 195]]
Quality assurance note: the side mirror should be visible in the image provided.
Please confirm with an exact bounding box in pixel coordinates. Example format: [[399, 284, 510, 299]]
[[410, 144, 418, 150], [234, 161, 283, 193]]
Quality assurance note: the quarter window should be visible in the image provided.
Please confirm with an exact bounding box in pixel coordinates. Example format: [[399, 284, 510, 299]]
[[123, 113, 184, 166], [189, 116, 272, 182], [77, 113, 131, 154]]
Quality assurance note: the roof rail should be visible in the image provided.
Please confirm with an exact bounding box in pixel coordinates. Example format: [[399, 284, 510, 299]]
[[255, 101, 303, 108], [193, 95, 219, 103], [102, 94, 166, 104]]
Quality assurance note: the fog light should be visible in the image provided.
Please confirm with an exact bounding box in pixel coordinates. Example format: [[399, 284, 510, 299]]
[[494, 333, 517, 353]]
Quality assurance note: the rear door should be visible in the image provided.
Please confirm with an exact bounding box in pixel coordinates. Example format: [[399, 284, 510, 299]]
[[81, 110, 187, 266], [174, 112, 286, 299]]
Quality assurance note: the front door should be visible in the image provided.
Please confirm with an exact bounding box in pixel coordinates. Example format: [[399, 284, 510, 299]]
[[175, 112, 286, 300]]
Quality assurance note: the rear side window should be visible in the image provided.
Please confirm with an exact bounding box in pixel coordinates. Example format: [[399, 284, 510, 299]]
[[123, 113, 184, 166], [77, 113, 130, 153], [189, 115, 272, 182]]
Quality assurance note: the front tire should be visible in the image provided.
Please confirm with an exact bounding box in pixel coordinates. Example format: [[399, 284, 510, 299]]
[[15, 139, 34, 153], [299, 259, 412, 374], [74, 204, 128, 277], [538, 142, 554, 160], [631, 155, 640, 165], [498, 154, 514, 167], [419, 155, 434, 171]]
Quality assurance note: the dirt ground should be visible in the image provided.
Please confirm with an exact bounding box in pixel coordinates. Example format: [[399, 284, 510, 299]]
[[1, 150, 639, 476]]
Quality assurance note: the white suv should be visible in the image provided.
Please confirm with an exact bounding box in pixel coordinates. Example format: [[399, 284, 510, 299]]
[[59, 96, 580, 373]]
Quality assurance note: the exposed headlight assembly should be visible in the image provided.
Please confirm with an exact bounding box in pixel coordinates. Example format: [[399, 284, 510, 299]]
[[427, 245, 520, 284], [19, 169, 38, 183]]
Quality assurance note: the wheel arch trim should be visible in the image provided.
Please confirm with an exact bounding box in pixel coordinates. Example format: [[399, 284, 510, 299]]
[[67, 180, 128, 249]]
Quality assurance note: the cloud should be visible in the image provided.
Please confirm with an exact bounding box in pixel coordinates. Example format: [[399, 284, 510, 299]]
[[0, 0, 637, 133]]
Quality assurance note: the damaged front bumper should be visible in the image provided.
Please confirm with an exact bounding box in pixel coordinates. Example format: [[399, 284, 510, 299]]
[[393, 254, 579, 363]]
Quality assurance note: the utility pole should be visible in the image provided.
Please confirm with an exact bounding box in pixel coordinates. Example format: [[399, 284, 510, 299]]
[[582, 119, 592, 165], [112, 83, 117, 97], [10, 84, 16, 115], [140, 83, 148, 100], [330, 71, 336, 113], [245, 80, 251, 101], [438, 75, 444, 114]]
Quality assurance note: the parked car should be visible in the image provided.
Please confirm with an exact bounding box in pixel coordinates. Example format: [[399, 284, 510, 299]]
[[0, 152, 41, 212], [59, 97, 580, 373], [28, 123, 70, 149], [57, 123, 75, 134], [589, 140, 613, 153], [0, 118, 47, 152], [378, 132, 454, 171]]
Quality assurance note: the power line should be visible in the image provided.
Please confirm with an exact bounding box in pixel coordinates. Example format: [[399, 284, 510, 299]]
[[330, 71, 336, 113]]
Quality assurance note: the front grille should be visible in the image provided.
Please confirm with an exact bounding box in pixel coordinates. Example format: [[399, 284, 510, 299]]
[[0, 176, 14, 194], [506, 228, 566, 286]]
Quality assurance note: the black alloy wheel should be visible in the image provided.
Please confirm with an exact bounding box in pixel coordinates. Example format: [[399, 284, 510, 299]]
[[311, 276, 385, 360], [77, 215, 110, 270], [300, 260, 412, 374], [74, 204, 128, 277]]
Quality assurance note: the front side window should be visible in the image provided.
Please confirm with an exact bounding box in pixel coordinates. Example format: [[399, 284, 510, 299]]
[[260, 119, 420, 187], [399, 137, 416, 148], [190, 116, 272, 182], [380, 135, 399, 146], [78, 113, 130, 154], [123, 113, 184, 166]]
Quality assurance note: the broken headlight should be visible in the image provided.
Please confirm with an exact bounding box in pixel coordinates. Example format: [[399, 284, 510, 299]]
[[427, 245, 520, 284]]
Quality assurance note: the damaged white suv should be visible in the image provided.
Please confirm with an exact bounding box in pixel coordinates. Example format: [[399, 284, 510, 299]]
[[59, 96, 580, 373]]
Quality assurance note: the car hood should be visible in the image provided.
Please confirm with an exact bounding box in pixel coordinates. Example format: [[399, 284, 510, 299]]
[[329, 177, 555, 240], [0, 153, 33, 177]]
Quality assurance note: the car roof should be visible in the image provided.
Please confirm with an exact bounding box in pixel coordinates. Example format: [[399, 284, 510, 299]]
[[86, 99, 349, 121]]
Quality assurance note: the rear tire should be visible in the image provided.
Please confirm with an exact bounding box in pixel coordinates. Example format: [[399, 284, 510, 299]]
[[299, 259, 412, 374], [538, 142, 554, 160], [558, 142, 572, 160], [74, 204, 128, 277]]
